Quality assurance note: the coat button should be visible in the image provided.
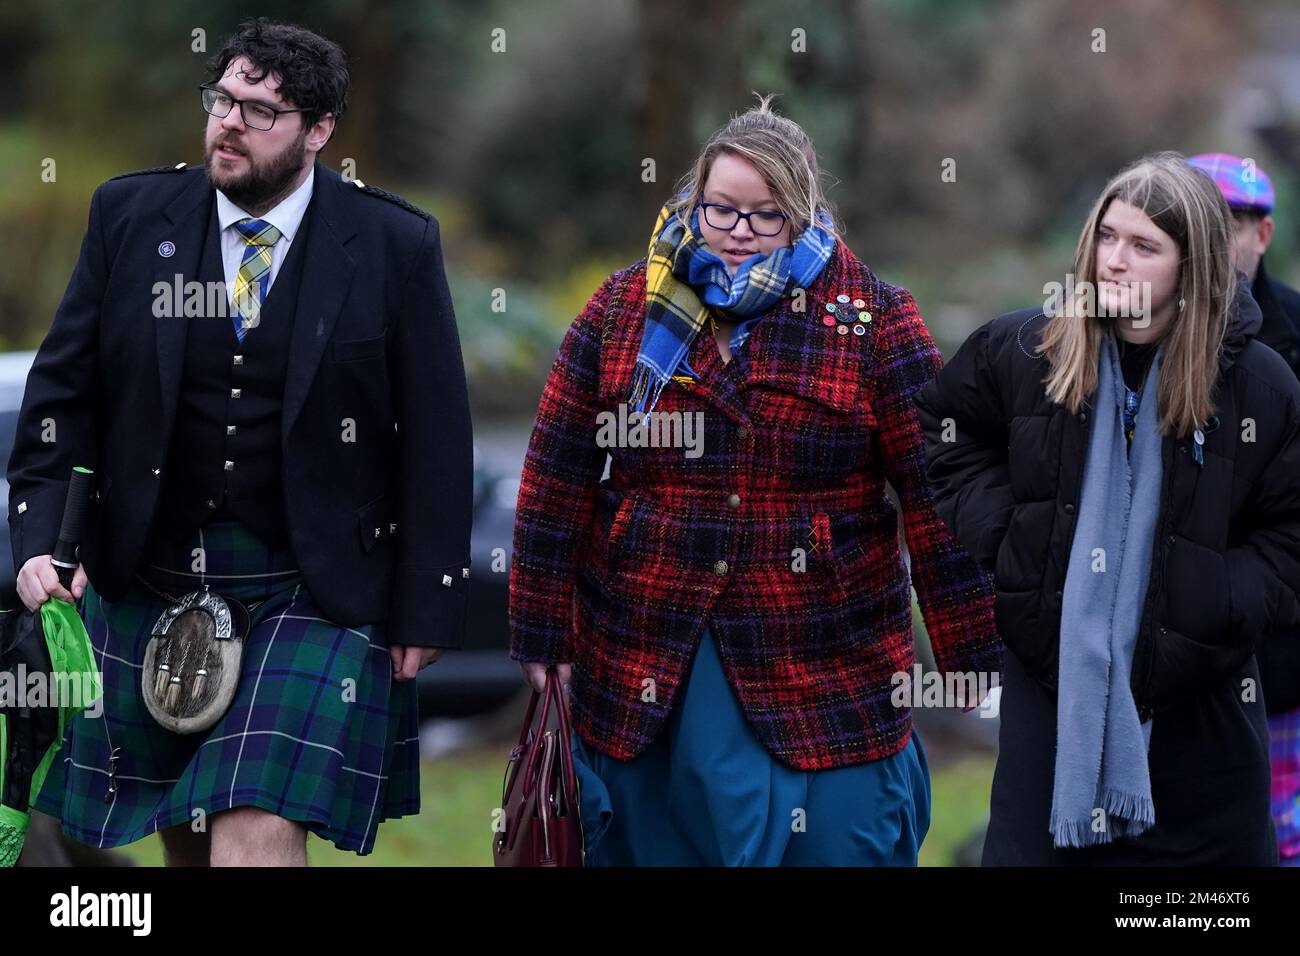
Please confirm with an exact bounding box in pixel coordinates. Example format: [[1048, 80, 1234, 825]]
[[1160, 626, 1168, 635], [231, 388, 241, 399], [1064, 503, 1075, 515], [1167, 534, 1175, 544], [1078, 412, 1088, 424], [232, 354, 244, 366], [713, 559, 729, 576], [224, 460, 234, 471], [736, 426, 750, 440], [727, 493, 741, 509], [227, 425, 236, 435], [1055, 589, 1063, 600], [206, 499, 218, 509]]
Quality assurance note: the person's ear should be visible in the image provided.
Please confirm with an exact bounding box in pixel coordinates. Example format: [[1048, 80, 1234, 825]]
[[1258, 215, 1275, 256], [307, 113, 336, 153]]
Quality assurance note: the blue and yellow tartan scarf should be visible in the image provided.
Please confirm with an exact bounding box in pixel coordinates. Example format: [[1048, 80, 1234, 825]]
[[629, 200, 836, 414]]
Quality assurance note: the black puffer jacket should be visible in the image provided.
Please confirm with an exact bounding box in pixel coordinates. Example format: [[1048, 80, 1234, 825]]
[[916, 283, 1300, 718], [915, 282, 1300, 864]]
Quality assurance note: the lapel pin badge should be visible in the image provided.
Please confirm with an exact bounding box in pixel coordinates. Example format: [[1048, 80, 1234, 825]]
[[158, 241, 176, 258], [825, 294, 870, 337]]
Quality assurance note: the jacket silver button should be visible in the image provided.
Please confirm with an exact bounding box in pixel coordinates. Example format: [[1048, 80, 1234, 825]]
[[231, 388, 241, 399], [714, 560, 729, 576], [727, 493, 741, 509], [1064, 503, 1075, 515], [442, 574, 453, 586], [227, 425, 236, 435], [233, 354, 244, 366], [224, 460, 234, 471], [206, 499, 218, 509]]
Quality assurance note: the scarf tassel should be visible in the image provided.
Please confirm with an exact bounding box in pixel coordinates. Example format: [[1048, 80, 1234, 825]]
[[1050, 789, 1157, 848], [629, 362, 666, 417]]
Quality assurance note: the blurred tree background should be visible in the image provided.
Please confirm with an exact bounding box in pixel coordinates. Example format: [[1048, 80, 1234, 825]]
[[4, 0, 1300, 417]]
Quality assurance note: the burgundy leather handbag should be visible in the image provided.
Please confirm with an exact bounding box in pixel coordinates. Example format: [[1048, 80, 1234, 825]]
[[493, 669, 585, 866]]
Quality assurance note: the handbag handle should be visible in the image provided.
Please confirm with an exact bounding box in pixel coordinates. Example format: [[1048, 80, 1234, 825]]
[[518, 669, 578, 806], [501, 667, 581, 857], [542, 669, 580, 811]]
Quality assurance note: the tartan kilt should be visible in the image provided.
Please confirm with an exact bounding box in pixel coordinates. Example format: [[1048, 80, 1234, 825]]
[[33, 520, 421, 856]]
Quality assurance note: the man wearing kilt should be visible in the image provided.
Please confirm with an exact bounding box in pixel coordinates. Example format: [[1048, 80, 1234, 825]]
[[6, 20, 473, 864]]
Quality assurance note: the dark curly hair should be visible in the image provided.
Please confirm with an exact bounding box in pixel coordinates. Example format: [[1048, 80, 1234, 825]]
[[206, 19, 349, 133]]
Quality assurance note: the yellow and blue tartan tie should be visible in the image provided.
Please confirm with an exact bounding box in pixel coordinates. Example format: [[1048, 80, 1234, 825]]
[[231, 218, 282, 343]]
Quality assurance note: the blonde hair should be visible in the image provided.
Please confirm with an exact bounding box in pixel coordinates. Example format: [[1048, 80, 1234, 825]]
[[1039, 151, 1235, 436], [666, 93, 841, 240]]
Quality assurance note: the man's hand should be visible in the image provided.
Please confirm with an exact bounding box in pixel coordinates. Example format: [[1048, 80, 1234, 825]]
[[389, 643, 443, 682], [17, 554, 86, 612]]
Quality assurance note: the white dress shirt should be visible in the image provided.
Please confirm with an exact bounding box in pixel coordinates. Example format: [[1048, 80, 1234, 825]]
[[215, 167, 315, 309]]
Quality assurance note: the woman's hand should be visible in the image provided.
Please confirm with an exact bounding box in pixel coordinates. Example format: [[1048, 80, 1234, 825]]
[[520, 661, 572, 695]]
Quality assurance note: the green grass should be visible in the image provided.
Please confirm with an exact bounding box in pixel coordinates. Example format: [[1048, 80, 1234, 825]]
[[114, 747, 994, 867], [918, 756, 994, 867]]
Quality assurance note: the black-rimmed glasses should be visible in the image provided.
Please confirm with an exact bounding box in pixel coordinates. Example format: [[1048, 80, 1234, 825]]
[[199, 85, 306, 131], [699, 201, 789, 236]]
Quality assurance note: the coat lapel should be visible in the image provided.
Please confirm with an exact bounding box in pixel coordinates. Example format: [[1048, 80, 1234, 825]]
[[737, 242, 868, 414], [153, 172, 217, 441], [281, 163, 357, 441]]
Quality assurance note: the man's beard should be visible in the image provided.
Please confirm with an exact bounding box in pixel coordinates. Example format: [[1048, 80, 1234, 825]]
[[204, 128, 309, 213]]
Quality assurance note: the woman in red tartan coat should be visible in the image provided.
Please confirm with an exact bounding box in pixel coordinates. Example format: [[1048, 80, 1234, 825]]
[[509, 98, 1000, 866]]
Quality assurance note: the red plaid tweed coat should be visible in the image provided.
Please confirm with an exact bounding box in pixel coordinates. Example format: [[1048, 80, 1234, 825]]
[[509, 240, 1000, 769]]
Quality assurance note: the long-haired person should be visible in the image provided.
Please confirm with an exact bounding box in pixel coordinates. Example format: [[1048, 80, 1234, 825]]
[[916, 152, 1300, 865], [508, 97, 1000, 866]]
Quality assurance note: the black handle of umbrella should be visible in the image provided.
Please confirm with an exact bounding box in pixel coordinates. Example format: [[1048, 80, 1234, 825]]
[[51, 466, 94, 591]]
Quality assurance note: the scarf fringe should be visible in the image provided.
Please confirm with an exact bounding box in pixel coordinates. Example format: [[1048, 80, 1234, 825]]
[[1050, 789, 1157, 848], [629, 362, 666, 416]]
